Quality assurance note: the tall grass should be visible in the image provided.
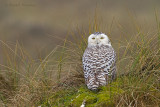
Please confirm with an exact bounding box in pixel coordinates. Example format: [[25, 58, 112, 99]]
[[0, 13, 160, 106], [0, 40, 59, 106], [114, 33, 160, 106]]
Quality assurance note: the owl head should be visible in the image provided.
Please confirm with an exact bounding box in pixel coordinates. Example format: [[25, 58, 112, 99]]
[[88, 32, 111, 47]]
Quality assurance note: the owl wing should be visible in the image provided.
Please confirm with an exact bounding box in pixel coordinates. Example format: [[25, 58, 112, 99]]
[[102, 46, 116, 82], [82, 47, 94, 80], [82, 47, 99, 90]]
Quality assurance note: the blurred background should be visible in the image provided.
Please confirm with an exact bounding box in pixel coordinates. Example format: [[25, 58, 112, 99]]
[[0, 0, 160, 63]]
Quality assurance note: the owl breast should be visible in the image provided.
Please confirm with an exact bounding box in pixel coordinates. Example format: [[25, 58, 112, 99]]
[[82, 45, 116, 90]]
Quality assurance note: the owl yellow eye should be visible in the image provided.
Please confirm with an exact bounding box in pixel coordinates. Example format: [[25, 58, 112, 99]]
[[92, 37, 95, 39], [100, 37, 104, 39]]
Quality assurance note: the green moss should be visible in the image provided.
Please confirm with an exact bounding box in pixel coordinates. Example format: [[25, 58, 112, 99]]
[[40, 88, 78, 107], [70, 81, 123, 107], [40, 80, 123, 107]]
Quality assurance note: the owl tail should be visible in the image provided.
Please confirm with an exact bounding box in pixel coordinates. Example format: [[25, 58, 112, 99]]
[[88, 83, 99, 91], [86, 74, 99, 91]]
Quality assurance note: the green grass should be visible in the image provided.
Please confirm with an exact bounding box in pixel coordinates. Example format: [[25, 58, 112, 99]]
[[0, 13, 160, 107]]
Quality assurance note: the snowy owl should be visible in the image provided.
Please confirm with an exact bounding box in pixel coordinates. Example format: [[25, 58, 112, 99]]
[[82, 32, 116, 91]]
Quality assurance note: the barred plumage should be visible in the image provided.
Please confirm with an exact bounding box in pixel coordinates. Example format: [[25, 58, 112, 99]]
[[82, 32, 116, 91]]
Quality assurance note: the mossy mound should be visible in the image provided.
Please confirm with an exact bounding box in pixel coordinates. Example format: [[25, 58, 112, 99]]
[[70, 82, 123, 107], [41, 80, 123, 107]]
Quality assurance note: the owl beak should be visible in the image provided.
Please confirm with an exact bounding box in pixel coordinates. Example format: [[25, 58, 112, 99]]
[[96, 37, 100, 44], [96, 40, 100, 45]]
